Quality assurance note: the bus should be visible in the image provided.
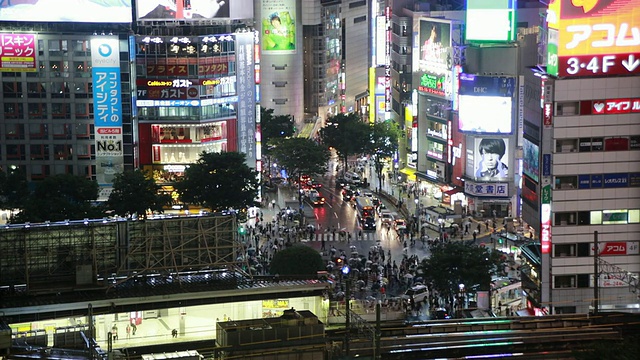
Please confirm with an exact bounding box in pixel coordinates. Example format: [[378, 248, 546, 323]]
[[355, 196, 375, 218], [355, 196, 376, 230]]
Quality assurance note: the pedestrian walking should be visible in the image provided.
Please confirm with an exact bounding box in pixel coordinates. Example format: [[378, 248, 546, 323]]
[[126, 324, 131, 339], [172, 329, 178, 338]]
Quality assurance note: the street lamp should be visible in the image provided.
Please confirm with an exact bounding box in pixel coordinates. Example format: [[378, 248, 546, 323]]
[[343, 265, 351, 356], [414, 197, 420, 234]]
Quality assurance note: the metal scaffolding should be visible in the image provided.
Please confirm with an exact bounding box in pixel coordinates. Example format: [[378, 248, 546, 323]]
[[0, 215, 243, 295]]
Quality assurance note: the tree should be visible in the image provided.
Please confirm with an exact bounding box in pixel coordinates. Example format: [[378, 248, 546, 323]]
[[270, 137, 330, 209], [0, 167, 30, 211], [107, 169, 171, 219], [13, 174, 100, 223], [260, 107, 296, 185], [417, 242, 503, 311], [269, 245, 324, 276], [365, 121, 401, 192], [319, 113, 370, 175], [174, 151, 259, 211]]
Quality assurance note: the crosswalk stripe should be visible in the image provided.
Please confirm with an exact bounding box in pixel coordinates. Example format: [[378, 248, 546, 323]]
[[299, 232, 380, 242]]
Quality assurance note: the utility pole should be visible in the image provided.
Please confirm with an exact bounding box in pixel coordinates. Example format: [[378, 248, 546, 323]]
[[593, 231, 599, 315]]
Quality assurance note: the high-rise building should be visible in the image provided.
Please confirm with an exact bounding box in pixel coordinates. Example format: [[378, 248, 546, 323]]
[[531, 0, 640, 314]]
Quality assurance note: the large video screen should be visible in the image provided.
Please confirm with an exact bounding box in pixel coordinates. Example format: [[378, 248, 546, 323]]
[[465, 0, 516, 42], [466, 137, 510, 181], [0, 0, 133, 23], [459, 95, 512, 134], [523, 137, 540, 183], [137, 0, 253, 21]]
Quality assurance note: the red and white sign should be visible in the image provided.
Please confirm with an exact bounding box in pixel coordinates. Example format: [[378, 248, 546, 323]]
[[590, 98, 640, 114], [97, 127, 122, 135], [560, 53, 640, 77], [0, 33, 36, 72], [548, 0, 640, 77], [541, 203, 551, 254], [595, 241, 639, 256], [543, 103, 553, 126]]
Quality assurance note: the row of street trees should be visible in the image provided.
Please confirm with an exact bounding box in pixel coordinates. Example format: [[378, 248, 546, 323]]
[[0, 151, 259, 224]]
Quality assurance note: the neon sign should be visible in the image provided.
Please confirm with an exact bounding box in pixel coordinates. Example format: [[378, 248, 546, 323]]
[[547, 0, 640, 77], [589, 98, 640, 114], [418, 72, 446, 96]]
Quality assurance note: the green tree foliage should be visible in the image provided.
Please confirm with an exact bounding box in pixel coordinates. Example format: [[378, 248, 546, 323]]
[[260, 107, 295, 145], [175, 152, 259, 211], [13, 174, 100, 223], [319, 113, 370, 174], [107, 169, 171, 218], [418, 242, 503, 304], [269, 245, 325, 276], [0, 167, 30, 210], [365, 121, 401, 192], [270, 137, 330, 208]]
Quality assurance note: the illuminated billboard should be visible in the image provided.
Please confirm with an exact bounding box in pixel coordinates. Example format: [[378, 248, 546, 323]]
[[458, 74, 514, 134], [466, 137, 510, 181], [137, 0, 252, 21], [0, 0, 132, 23], [546, 0, 640, 77], [261, 0, 296, 53], [0, 34, 36, 72], [523, 137, 540, 183], [415, 19, 452, 75], [91, 37, 124, 188], [465, 0, 516, 42], [236, 32, 257, 166]]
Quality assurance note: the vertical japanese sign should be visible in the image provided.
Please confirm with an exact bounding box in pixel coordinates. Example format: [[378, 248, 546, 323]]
[[91, 37, 124, 194], [0, 33, 36, 72], [235, 32, 256, 167], [541, 184, 552, 254]]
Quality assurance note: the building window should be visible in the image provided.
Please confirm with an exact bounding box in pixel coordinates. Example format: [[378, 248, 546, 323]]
[[4, 103, 23, 119], [555, 176, 577, 189], [6, 144, 26, 160], [556, 101, 579, 116], [554, 212, 577, 226], [29, 124, 48, 140], [556, 138, 578, 153], [555, 244, 576, 257], [554, 275, 575, 288], [354, 15, 366, 24], [5, 124, 24, 140], [54, 144, 73, 160], [30, 144, 50, 160], [3, 81, 22, 98]]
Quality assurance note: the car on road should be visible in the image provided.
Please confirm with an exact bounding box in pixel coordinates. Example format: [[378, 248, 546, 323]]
[[307, 189, 325, 206], [361, 216, 376, 231], [394, 218, 407, 231], [342, 186, 359, 201], [380, 211, 394, 225], [307, 180, 323, 189], [403, 284, 429, 304], [335, 178, 348, 189]]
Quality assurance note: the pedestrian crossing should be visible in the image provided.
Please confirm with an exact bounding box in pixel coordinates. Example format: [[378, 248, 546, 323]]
[[301, 232, 381, 242]]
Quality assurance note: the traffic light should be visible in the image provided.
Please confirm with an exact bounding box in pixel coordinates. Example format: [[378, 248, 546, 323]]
[[238, 226, 246, 236]]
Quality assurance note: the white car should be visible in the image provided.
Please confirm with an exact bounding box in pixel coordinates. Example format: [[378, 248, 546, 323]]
[[380, 211, 394, 225], [394, 218, 407, 231], [403, 284, 429, 304]]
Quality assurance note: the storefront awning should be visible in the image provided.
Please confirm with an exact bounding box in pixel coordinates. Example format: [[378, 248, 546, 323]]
[[399, 167, 417, 181], [444, 187, 463, 196]]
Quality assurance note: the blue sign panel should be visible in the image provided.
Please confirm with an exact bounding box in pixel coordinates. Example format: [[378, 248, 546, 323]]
[[542, 154, 551, 177], [603, 173, 629, 188], [591, 174, 603, 188], [578, 175, 591, 189]]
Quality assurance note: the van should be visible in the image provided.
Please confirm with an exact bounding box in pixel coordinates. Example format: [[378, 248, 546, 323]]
[[403, 284, 429, 304], [344, 171, 362, 186]]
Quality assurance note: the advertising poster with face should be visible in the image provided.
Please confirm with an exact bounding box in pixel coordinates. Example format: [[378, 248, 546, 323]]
[[261, 0, 296, 53], [466, 137, 510, 181], [417, 19, 451, 73], [0, 0, 132, 22]]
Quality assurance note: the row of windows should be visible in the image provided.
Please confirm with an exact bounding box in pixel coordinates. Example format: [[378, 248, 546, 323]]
[[554, 209, 640, 226], [5, 164, 96, 181], [2, 123, 93, 140], [556, 136, 640, 153], [554, 274, 590, 289], [5, 102, 97, 119], [138, 104, 236, 121]]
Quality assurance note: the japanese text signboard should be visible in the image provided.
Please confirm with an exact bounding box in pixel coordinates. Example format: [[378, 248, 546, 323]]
[[0, 33, 36, 72], [546, 0, 640, 77]]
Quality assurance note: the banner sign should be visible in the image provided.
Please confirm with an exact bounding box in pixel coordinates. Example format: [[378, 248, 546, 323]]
[[464, 180, 510, 197], [0, 33, 36, 72]]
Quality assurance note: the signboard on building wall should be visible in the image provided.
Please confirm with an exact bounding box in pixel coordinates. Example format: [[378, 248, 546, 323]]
[[465, 137, 510, 181], [136, 0, 252, 22], [0, 0, 132, 22], [546, 0, 640, 77], [414, 18, 452, 75], [0, 33, 36, 72], [261, 0, 296, 53], [464, 180, 509, 197], [540, 184, 551, 254], [465, 0, 517, 42], [91, 37, 124, 190], [458, 74, 515, 134], [235, 32, 256, 167]]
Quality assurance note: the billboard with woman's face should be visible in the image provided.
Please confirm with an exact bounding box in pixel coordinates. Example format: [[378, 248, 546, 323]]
[[415, 19, 451, 74], [261, 0, 296, 53]]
